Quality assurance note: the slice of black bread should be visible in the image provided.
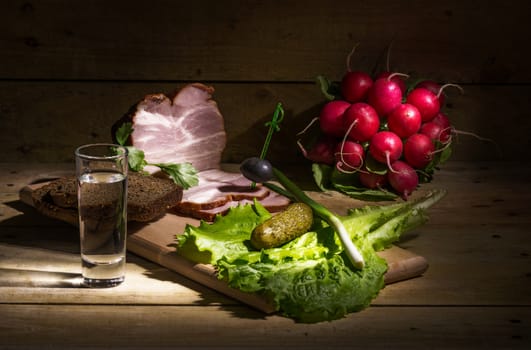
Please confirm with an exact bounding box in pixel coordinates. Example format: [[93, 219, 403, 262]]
[[48, 176, 77, 208], [127, 173, 183, 221], [31, 172, 183, 225], [31, 183, 79, 226]]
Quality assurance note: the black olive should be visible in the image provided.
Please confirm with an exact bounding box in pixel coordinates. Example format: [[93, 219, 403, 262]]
[[240, 157, 274, 183]]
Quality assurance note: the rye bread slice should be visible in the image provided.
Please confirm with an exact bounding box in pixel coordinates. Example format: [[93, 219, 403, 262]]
[[31, 183, 79, 226], [31, 172, 183, 225], [127, 173, 183, 221], [48, 176, 78, 208]]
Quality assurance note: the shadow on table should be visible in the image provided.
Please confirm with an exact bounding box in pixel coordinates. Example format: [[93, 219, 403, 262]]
[[1, 199, 79, 249], [1, 200, 86, 288], [137, 259, 270, 321]]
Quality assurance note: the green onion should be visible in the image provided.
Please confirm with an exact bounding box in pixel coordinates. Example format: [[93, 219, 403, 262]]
[[269, 167, 365, 269], [252, 102, 284, 188]]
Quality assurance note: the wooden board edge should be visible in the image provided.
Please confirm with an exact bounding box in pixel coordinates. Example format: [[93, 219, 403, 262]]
[[18, 179, 430, 314], [127, 234, 278, 314]]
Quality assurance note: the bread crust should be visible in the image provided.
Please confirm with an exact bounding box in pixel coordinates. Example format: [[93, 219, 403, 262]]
[[31, 173, 183, 225]]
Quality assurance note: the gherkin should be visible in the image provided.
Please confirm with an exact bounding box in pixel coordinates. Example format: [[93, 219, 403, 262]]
[[251, 203, 313, 249]]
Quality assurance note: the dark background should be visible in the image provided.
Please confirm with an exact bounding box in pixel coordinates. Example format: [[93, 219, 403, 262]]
[[1, 0, 530, 165]]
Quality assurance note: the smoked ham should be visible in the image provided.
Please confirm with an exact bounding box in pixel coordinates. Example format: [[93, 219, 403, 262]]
[[172, 169, 290, 221], [116, 83, 226, 172], [113, 83, 290, 220]]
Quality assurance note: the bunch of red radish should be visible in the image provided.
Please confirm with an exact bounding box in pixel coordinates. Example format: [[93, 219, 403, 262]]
[[301, 70, 461, 200]]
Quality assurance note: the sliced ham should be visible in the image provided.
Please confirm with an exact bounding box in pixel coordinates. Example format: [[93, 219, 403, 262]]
[[172, 169, 291, 220], [114, 83, 291, 220], [123, 83, 226, 172], [177, 169, 270, 210], [177, 192, 291, 221]]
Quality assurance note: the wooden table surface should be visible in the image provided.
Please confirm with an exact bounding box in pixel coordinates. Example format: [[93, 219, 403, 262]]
[[1, 161, 530, 349]]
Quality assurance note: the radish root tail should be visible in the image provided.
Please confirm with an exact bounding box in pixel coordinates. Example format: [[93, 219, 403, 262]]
[[335, 129, 364, 174], [297, 117, 319, 136], [385, 39, 396, 72], [388, 72, 410, 81], [296, 139, 310, 158], [438, 83, 465, 98], [386, 152, 399, 173], [452, 129, 503, 158], [346, 43, 360, 73]]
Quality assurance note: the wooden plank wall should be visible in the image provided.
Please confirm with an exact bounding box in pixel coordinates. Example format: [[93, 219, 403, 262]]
[[1, 0, 530, 165]]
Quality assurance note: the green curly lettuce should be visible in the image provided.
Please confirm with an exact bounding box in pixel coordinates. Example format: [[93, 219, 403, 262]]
[[176, 190, 445, 323]]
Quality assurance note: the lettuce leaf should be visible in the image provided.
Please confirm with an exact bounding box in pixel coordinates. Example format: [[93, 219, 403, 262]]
[[177, 201, 271, 264], [176, 190, 445, 323], [313, 163, 398, 201]]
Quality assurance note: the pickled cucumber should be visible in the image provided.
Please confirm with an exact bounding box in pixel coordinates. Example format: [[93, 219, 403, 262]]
[[251, 202, 313, 249]]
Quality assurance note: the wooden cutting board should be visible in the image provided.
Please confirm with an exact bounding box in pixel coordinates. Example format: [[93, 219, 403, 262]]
[[19, 180, 428, 314]]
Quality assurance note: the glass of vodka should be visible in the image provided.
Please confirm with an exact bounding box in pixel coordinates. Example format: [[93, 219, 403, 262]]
[[75, 143, 128, 288]]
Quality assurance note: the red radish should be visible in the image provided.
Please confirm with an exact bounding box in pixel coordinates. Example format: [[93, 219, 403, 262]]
[[376, 41, 406, 94], [343, 103, 380, 142], [387, 103, 422, 138], [367, 73, 408, 117], [406, 87, 440, 122], [319, 100, 350, 137], [298, 136, 337, 165], [387, 160, 419, 199], [416, 80, 445, 106], [404, 133, 435, 169], [359, 170, 387, 189], [417, 82, 465, 109], [376, 71, 407, 95], [341, 71, 373, 103], [432, 112, 451, 129], [369, 131, 403, 167], [335, 140, 365, 172], [420, 121, 451, 143]]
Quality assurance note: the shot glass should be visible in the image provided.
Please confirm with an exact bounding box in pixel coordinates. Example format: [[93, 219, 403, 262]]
[[75, 143, 128, 288]]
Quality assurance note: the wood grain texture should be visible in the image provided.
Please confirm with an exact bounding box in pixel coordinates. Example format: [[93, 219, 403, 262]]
[[1, 0, 531, 340], [13, 176, 429, 312], [1, 161, 530, 308], [1, 1, 530, 164], [1, 304, 529, 349], [0, 82, 527, 163], [0, 242, 233, 306], [1, 161, 530, 348], [0, 0, 529, 83]]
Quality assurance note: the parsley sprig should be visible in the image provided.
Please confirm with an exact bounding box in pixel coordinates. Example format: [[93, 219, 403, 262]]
[[115, 123, 198, 190]]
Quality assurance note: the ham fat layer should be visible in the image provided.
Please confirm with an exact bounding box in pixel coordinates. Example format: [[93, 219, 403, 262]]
[[172, 170, 290, 221], [131, 84, 226, 172], [123, 83, 291, 220]]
